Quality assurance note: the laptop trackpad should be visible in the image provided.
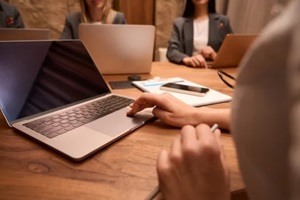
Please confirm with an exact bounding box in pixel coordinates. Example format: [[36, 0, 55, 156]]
[[84, 108, 153, 137]]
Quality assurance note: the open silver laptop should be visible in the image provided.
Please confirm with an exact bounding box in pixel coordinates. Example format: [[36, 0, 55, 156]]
[[78, 24, 155, 74], [0, 40, 153, 161], [0, 28, 51, 40], [208, 34, 257, 68]]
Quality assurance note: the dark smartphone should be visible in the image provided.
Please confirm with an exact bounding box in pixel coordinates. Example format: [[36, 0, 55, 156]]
[[160, 82, 209, 97]]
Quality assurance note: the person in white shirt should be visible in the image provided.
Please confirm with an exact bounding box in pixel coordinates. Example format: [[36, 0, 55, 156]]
[[128, 0, 300, 199]]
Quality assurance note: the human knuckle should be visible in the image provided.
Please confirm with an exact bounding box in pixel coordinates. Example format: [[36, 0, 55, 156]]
[[157, 163, 172, 177], [182, 145, 198, 157], [165, 117, 175, 124], [169, 152, 183, 164], [201, 142, 221, 159]]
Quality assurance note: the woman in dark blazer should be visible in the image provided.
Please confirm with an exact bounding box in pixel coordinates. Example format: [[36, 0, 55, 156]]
[[61, 0, 126, 39], [167, 0, 233, 68], [0, 0, 25, 28]]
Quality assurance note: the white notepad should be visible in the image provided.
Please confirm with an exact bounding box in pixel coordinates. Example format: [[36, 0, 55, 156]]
[[132, 77, 232, 107]]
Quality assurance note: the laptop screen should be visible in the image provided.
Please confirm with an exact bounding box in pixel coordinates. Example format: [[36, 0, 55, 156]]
[[0, 40, 110, 123]]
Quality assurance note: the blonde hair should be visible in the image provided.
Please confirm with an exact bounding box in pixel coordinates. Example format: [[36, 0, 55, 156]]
[[79, 0, 116, 24]]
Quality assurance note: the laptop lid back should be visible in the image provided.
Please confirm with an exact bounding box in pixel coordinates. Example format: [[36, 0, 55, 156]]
[[78, 24, 155, 74], [210, 34, 257, 68], [0, 28, 51, 41]]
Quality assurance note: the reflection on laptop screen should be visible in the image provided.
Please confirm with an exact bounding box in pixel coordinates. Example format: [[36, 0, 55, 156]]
[[0, 41, 110, 123]]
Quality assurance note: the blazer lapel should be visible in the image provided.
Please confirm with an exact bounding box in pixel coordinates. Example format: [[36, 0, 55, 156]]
[[183, 18, 194, 56], [0, 2, 6, 28], [0, 12, 5, 27], [208, 14, 219, 46]]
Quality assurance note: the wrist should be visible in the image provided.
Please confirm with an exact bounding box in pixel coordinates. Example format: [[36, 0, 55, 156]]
[[193, 108, 230, 130]]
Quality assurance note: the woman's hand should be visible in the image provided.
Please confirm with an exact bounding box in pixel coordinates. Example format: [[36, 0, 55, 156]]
[[157, 124, 230, 200], [200, 46, 217, 61], [127, 93, 231, 129], [182, 54, 208, 68], [127, 93, 200, 127]]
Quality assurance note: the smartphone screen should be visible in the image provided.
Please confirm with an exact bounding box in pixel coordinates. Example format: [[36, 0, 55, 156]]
[[160, 83, 209, 97]]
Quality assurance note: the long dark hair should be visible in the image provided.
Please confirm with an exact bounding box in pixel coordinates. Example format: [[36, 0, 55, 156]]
[[182, 0, 216, 18]]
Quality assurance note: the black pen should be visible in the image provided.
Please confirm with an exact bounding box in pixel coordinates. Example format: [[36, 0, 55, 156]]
[[146, 124, 219, 200]]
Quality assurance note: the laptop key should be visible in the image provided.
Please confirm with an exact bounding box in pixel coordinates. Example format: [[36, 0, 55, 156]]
[[23, 95, 134, 139], [42, 126, 64, 136], [47, 132, 59, 139]]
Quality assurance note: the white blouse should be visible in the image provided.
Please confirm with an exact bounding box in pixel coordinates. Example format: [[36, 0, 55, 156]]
[[193, 18, 209, 56]]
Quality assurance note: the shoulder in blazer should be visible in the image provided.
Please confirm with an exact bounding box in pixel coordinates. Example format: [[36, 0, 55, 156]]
[[0, 0, 25, 28], [167, 13, 233, 64], [60, 11, 126, 39]]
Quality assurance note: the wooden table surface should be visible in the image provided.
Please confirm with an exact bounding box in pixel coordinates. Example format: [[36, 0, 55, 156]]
[[0, 62, 246, 200]]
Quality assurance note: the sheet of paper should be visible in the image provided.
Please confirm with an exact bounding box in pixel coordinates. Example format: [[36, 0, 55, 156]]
[[132, 77, 232, 107]]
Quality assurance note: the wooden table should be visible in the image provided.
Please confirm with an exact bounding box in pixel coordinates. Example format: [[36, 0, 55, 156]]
[[0, 62, 246, 200]]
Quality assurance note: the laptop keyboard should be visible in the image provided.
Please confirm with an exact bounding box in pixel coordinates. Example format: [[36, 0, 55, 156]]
[[23, 95, 134, 139]]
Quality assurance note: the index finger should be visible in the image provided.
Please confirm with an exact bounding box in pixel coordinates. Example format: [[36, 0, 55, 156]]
[[181, 125, 197, 147], [127, 93, 170, 116]]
